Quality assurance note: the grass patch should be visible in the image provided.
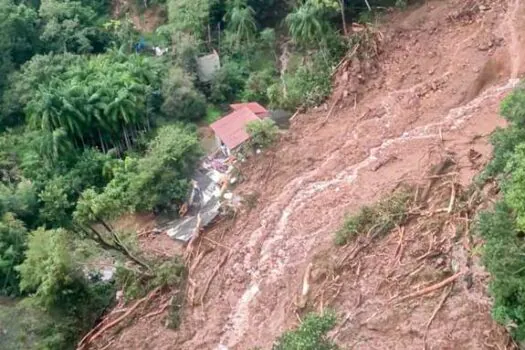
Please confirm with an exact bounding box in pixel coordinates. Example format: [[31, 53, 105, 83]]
[[335, 189, 412, 246], [272, 311, 338, 350]]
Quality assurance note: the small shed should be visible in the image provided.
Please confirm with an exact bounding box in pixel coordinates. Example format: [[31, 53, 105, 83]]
[[210, 107, 260, 155], [196, 51, 221, 83]]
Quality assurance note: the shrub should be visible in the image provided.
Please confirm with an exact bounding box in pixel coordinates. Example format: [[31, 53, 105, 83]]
[[209, 60, 249, 104], [272, 311, 338, 350], [477, 83, 525, 341], [241, 67, 278, 105], [0, 213, 27, 296], [161, 67, 207, 122], [270, 54, 333, 110], [335, 189, 411, 246], [484, 86, 525, 179], [0, 180, 38, 224], [500, 86, 525, 127], [477, 202, 525, 340], [481, 126, 525, 180], [246, 119, 279, 149], [115, 257, 186, 330], [115, 257, 185, 300]]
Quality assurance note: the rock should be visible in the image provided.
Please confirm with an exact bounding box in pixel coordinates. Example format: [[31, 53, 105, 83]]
[[341, 70, 349, 82], [478, 39, 493, 51]]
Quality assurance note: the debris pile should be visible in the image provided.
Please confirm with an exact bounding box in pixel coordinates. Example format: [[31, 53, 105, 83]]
[[299, 157, 514, 348], [165, 154, 242, 243], [332, 23, 384, 103]]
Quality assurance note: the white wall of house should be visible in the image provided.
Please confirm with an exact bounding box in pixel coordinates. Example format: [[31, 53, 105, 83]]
[[215, 135, 231, 156]]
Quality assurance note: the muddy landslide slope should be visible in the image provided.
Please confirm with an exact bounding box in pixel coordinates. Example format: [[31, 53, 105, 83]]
[[105, 0, 525, 349]]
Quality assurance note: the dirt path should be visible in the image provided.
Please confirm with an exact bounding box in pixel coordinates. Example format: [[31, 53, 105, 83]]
[[100, 0, 525, 349]]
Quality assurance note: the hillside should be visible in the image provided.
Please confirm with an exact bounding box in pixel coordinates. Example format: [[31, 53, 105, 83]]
[[87, 0, 525, 349]]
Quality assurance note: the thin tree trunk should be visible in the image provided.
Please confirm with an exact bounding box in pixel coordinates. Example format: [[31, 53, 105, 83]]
[[364, 0, 371, 11], [123, 128, 131, 150], [208, 24, 212, 49], [340, 0, 348, 36], [75, 216, 152, 272], [218, 23, 221, 53], [98, 129, 106, 153], [117, 141, 123, 157], [88, 224, 152, 272], [132, 124, 139, 143]]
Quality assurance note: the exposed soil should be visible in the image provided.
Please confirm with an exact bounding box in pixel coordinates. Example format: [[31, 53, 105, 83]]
[[112, 0, 166, 33], [92, 0, 525, 349]]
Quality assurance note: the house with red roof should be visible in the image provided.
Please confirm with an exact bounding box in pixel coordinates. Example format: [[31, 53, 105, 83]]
[[210, 102, 269, 155], [229, 102, 269, 118]]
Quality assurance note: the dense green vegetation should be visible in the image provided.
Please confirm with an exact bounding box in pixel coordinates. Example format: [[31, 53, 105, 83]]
[[0, 0, 413, 348], [272, 311, 338, 350], [246, 118, 279, 148], [477, 85, 525, 341]]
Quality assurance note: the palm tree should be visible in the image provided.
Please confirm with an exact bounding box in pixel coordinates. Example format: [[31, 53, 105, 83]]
[[225, 0, 257, 49], [27, 51, 159, 154], [286, 2, 330, 47]]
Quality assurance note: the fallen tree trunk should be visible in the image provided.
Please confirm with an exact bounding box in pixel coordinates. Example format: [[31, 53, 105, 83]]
[[77, 287, 161, 350]]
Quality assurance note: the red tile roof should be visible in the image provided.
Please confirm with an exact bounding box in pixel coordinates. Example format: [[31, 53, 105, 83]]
[[210, 108, 260, 150], [230, 102, 268, 116]]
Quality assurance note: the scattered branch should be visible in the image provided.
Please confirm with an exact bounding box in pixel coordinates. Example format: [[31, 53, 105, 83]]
[[394, 272, 462, 303], [184, 214, 202, 262], [77, 287, 161, 350], [447, 182, 456, 213], [144, 295, 175, 318], [199, 253, 229, 305], [425, 285, 453, 336], [394, 226, 405, 263]]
